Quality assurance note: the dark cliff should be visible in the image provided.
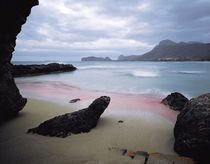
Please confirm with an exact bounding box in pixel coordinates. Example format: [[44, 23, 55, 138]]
[[0, 0, 39, 118], [118, 40, 210, 61]]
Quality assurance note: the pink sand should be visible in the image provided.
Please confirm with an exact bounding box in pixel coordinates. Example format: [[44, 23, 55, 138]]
[[16, 80, 178, 122]]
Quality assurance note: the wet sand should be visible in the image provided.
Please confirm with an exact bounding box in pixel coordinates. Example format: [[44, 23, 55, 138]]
[[16, 80, 178, 121]]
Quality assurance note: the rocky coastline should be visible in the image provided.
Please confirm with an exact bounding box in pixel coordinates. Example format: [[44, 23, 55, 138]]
[[12, 63, 77, 77], [162, 92, 210, 163]]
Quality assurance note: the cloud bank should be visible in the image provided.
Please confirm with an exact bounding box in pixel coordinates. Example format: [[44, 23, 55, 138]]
[[14, 0, 210, 61]]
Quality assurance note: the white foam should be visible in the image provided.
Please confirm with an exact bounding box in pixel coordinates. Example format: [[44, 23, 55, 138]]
[[173, 70, 204, 74], [131, 70, 159, 77], [78, 65, 124, 69], [44, 61, 67, 65]]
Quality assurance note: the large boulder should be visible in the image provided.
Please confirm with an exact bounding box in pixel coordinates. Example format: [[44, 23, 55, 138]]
[[27, 96, 110, 137], [0, 0, 38, 119], [174, 93, 210, 163], [161, 92, 189, 111]]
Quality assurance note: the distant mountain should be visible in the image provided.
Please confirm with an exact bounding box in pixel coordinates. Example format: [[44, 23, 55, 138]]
[[118, 55, 139, 61], [118, 40, 210, 61], [81, 56, 112, 61]]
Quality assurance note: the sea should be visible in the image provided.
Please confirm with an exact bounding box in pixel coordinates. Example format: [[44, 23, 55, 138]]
[[13, 61, 210, 99]]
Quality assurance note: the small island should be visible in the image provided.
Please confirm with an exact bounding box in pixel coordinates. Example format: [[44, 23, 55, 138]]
[[81, 56, 112, 61]]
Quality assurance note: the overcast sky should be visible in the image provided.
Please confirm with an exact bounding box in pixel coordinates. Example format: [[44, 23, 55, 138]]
[[13, 0, 210, 61]]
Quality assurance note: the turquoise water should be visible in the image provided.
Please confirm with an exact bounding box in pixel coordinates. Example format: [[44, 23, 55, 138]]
[[13, 61, 210, 98]]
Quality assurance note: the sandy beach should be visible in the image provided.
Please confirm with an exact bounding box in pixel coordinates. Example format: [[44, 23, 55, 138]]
[[0, 80, 178, 163]]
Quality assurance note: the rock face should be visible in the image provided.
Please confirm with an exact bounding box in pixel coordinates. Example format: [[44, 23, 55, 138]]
[[12, 63, 77, 77], [174, 93, 210, 163], [161, 92, 189, 111], [27, 96, 110, 137], [0, 0, 39, 118], [81, 56, 112, 61]]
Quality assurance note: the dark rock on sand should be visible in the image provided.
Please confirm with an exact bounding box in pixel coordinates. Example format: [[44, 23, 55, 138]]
[[27, 96, 110, 137], [174, 93, 210, 163], [69, 98, 81, 103], [161, 92, 189, 111], [118, 120, 124, 123], [0, 0, 38, 118], [11, 63, 76, 77], [122, 149, 127, 155]]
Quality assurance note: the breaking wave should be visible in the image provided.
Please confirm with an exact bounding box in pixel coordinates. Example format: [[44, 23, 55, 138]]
[[173, 70, 205, 74], [130, 70, 159, 77], [78, 65, 126, 70]]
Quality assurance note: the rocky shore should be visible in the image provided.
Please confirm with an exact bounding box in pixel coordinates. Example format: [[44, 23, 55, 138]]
[[161, 92, 189, 111], [174, 93, 210, 163], [12, 63, 77, 77], [162, 92, 210, 163]]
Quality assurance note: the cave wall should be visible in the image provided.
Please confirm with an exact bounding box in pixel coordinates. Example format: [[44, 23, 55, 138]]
[[0, 0, 39, 118]]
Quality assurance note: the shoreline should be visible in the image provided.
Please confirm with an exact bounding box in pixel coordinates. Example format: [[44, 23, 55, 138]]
[[0, 98, 177, 163], [16, 80, 178, 122]]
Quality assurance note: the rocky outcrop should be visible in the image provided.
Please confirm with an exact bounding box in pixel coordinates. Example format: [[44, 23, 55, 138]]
[[161, 92, 189, 111], [81, 56, 112, 61], [0, 0, 38, 118], [27, 96, 110, 137], [12, 63, 77, 77], [174, 93, 210, 163]]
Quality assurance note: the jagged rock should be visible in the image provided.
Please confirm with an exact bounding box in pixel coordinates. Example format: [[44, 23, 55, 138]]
[[161, 92, 189, 111], [0, 0, 38, 119], [174, 93, 210, 163], [27, 96, 110, 137], [11, 63, 76, 77]]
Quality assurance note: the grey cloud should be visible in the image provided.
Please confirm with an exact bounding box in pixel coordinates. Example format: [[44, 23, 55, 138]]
[[14, 0, 210, 61]]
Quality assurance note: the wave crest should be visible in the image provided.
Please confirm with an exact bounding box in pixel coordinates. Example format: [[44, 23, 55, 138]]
[[131, 70, 159, 77], [173, 70, 204, 74], [78, 65, 125, 69]]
